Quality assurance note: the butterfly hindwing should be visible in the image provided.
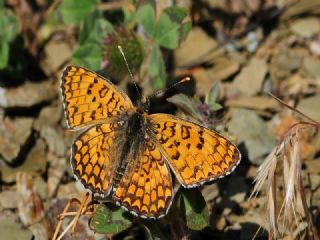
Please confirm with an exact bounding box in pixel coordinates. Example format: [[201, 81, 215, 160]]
[[71, 122, 125, 196], [113, 140, 173, 219]]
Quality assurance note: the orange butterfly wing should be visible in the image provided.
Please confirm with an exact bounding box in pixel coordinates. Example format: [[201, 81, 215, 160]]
[[71, 122, 124, 195], [113, 140, 173, 219], [148, 113, 241, 187], [61, 66, 134, 129]]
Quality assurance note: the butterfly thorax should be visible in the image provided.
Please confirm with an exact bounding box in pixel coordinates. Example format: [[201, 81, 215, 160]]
[[112, 111, 146, 190]]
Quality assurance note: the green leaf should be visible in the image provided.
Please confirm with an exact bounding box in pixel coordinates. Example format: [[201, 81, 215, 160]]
[[90, 203, 132, 234], [149, 46, 166, 89], [79, 10, 113, 45], [205, 84, 222, 111], [164, 6, 188, 23], [179, 21, 192, 42], [0, 9, 19, 42], [0, 41, 9, 69], [154, 6, 191, 49], [58, 0, 100, 25], [72, 43, 102, 70], [166, 94, 199, 120], [137, 4, 156, 36], [154, 12, 180, 49], [181, 188, 209, 231], [123, 7, 136, 25]]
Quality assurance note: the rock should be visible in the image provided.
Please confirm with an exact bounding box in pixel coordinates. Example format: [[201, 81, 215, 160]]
[[207, 59, 240, 81], [1, 139, 47, 183], [201, 184, 219, 206], [0, 190, 20, 209], [297, 94, 320, 122], [270, 49, 305, 83], [47, 154, 66, 198], [305, 158, 320, 174], [0, 117, 33, 163], [189, 68, 213, 96], [303, 56, 320, 78], [57, 182, 81, 199], [40, 125, 66, 156], [33, 176, 48, 200], [229, 108, 277, 164], [226, 96, 280, 111], [175, 27, 219, 66], [28, 222, 49, 240], [40, 39, 73, 75], [0, 213, 33, 240], [230, 192, 246, 204], [233, 58, 268, 96], [0, 81, 57, 108], [309, 40, 320, 56], [290, 17, 320, 38], [33, 105, 63, 131]]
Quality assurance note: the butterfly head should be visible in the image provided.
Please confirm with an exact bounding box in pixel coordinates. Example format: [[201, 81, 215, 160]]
[[137, 95, 150, 114]]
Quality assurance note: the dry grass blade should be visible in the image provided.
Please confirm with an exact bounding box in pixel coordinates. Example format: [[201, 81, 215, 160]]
[[251, 147, 279, 238], [252, 95, 320, 239], [250, 147, 278, 199], [52, 193, 94, 240], [284, 130, 300, 214]]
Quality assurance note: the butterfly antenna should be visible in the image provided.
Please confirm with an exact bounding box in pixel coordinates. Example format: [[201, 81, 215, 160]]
[[148, 76, 190, 99], [118, 45, 141, 98]]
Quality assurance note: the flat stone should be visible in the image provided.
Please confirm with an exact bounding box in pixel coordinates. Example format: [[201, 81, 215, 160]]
[[33, 105, 63, 131], [40, 125, 66, 156], [207, 59, 240, 81], [290, 17, 320, 38], [309, 40, 320, 56], [297, 94, 320, 122], [229, 108, 277, 164], [33, 176, 48, 200], [0, 81, 57, 108], [0, 190, 20, 209], [1, 139, 47, 183], [190, 68, 213, 96], [47, 155, 66, 198], [0, 117, 33, 163], [226, 96, 280, 111], [175, 27, 219, 66], [303, 56, 320, 78], [0, 213, 33, 240], [270, 49, 305, 82], [233, 58, 268, 96], [40, 39, 73, 75]]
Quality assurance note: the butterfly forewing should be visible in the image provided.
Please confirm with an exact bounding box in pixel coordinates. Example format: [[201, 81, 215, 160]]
[[61, 66, 134, 129], [148, 113, 241, 187]]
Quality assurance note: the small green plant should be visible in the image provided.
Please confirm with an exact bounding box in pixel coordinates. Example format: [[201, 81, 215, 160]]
[[0, 2, 19, 69], [58, 0, 191, 89], [137, 4, 191, 88], [90, 189, 210, 238], [167, 84, 223, 126]]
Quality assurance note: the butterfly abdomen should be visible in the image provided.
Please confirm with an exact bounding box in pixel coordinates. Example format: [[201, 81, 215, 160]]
[[112, 112, 145, 190]]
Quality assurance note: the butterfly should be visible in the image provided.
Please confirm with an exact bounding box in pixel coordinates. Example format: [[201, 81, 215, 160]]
[[61, 66, 241, 219]]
